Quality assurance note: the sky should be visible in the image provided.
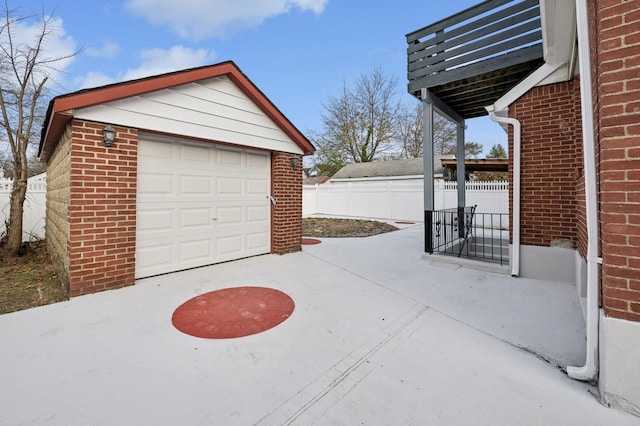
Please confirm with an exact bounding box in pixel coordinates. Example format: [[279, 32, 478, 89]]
[[13, 0, 507, 159]]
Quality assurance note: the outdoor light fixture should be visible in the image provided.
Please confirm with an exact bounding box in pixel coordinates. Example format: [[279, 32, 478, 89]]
[[290, 154, 299, 169], [103, 125, 116, 147]]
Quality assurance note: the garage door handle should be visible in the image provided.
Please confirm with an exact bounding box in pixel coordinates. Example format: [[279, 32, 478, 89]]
[[211, 217, 217, 221], [268, 195, 277, 206]]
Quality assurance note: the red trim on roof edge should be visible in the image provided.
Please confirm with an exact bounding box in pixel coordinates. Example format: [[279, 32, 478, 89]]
[[39, 61, 314, 160]]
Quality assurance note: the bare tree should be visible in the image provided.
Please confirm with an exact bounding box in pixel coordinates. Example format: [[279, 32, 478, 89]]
[[396, 102, 481, 159], [396, 102, 422, 159], [0, 2, 78, 255], [314, 68, 402, 168]]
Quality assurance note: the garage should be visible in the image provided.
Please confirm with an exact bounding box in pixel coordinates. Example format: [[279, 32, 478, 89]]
[[136, 136, 271, 278], [38, 61, 314, 296]]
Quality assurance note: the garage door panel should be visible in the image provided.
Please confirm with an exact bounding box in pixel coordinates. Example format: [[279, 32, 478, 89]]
[[136, 137, 271, 278], [247, 205, 268, 223], [216, 235, 243, 256], [180, 175, 212, 194], [180, 143, 212, 162], [137, 243, 174, 272], [137, 209, 174, 232], [180, 208, 213, 229], [139, 139, 172, 160], [179, 239, 213, 262], [247, 178, 268, 195], [138, 173, 173, 195], [217, 149, 242, 166], [247, 232, 269, 250], [247, 152, 269, 168], [216, 177, 243, 195], [216, 206, 243, 224]]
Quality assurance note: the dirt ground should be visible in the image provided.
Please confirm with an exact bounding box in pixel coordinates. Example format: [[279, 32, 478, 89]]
[[0, 218, 397, 314], [302, 217, 398, 238], [0, 240, 67, 315]]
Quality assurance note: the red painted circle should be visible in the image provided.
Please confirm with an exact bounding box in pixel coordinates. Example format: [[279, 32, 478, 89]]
[[301, 238, 322, 245], [394, 221, 415, 225], [172, 287, 295, 339]]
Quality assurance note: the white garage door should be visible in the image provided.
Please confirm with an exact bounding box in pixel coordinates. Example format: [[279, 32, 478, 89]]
[[136, 136, 271, 278]]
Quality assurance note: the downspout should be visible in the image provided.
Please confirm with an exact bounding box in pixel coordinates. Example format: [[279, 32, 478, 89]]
[[486, 106, 520, 277], [567, 0, 601, 382]]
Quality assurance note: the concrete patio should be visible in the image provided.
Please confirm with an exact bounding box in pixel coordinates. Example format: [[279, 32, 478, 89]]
[[1, 224, 638, 425]]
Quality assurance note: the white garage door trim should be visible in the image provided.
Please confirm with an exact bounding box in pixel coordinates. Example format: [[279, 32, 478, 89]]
[[136, 135, 271, 278]]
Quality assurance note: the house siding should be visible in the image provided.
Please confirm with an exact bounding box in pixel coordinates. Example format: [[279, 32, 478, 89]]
[[593, 0, 640, 322], [45, 126, 72, 288], [508, 81, 584, 250], [271, 152, 303, 255], [67, 120, 138, 296]]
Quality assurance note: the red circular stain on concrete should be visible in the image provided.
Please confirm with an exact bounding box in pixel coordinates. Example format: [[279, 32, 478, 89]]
[[395, 221, 415, 225], [301, 238, 322, 245], [172, 287, 295, 339]]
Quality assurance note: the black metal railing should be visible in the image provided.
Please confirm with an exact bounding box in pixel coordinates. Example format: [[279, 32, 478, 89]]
[[428, 206, 509, 265]]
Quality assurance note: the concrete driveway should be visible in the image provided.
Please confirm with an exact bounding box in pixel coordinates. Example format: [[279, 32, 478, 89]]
[[1, 224, 638, 425]]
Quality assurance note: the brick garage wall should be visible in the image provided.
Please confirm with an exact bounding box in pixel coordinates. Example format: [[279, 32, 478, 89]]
[[67, 120, 138, 296], [45, 125, 72, 289], [593, 0, 640, 321], [509, 81, 584, 249], [271, 152, 302, 254]]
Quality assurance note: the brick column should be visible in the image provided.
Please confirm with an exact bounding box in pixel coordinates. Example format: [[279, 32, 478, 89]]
[[67, 120, 138, 296], [271, 152, 302, 254], [594, 0, 640, 321]]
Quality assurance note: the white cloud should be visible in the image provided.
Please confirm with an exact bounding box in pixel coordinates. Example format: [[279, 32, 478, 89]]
[[85, 42, 121, 58], [74, 71, 116, 90], [125, 0, 328, 39], [75, 45, 217, 89]]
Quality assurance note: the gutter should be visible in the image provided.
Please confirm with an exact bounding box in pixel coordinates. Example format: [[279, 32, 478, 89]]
[[567, 0, 601, 382], [486, 107, 521, 277]]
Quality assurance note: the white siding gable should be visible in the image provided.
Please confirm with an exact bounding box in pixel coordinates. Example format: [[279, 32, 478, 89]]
[[74, 76, 304, 154]]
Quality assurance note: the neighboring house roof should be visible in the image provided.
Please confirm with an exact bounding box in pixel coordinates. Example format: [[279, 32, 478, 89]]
[[332, 157, 452, 179], [38, 61, 315, 161], [303, 175, 330, 185]]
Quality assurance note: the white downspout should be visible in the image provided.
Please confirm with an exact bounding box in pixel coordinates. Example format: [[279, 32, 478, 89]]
[[486, 106, 521, 277], [568, 0, 601, 382]]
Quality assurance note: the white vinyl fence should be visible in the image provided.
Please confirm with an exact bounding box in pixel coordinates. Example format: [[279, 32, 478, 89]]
[[303, 179, 509, 223], [0, 173, 47, 242]]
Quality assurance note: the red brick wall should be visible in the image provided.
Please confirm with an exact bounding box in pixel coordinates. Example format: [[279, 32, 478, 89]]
[[271, 152, 302, 254], [509, 81, 584, 249], [593, 0, 640, 321], [67, 120, 138, 296]]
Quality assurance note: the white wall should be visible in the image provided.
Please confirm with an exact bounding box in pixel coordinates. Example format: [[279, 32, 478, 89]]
[[0, 174, 47, 242], [303, 178, 509, 223], [600, 312, 640, 416]]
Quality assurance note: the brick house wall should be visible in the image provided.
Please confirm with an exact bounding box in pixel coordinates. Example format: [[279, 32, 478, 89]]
[[592, 0, 640, 322], [271, 152, 303, 254], [66, 120, 138, 296], [46, 126, 72, 288], [508, 81, 585, 251]]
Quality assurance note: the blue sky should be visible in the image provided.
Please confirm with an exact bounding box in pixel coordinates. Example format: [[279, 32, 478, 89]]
[[15, 0, 506, 156]]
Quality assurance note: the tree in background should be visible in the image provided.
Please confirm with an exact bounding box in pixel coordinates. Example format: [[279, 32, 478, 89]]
[[474, 143, 508, 181], [0, 2, 78, 255], [487, 143, 507, 158], [395, 102, 482, 159], [313, 68, 402, 171]]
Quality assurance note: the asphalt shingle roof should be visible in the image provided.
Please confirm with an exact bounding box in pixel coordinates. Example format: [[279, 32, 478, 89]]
[[332, 157, 450, 179]]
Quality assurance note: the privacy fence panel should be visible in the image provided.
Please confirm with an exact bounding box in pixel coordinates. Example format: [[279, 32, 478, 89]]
[[0, 174, 47, 242], [303, 179, 508, 223]]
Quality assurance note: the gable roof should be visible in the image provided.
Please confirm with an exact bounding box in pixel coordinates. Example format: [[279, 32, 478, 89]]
[[38, 61, 314, 161]]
